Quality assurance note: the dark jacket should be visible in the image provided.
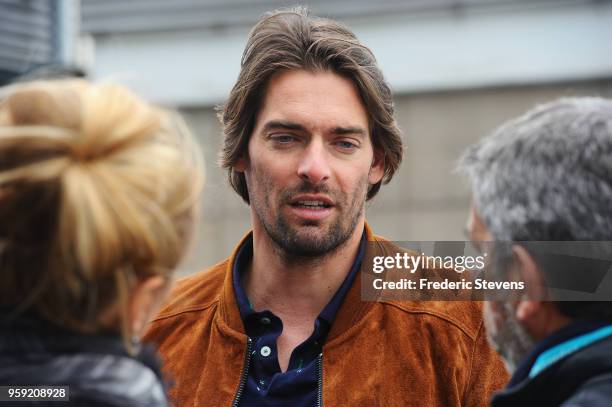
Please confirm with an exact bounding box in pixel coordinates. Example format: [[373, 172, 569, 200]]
[[492, 334, 612, 407], [0, 313, 170, 407]]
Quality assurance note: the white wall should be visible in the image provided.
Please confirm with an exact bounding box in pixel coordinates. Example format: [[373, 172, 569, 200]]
[[87, 1, 612, 106]]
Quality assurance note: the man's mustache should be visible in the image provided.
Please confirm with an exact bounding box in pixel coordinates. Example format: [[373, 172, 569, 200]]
[[279, 181, 341, 205]]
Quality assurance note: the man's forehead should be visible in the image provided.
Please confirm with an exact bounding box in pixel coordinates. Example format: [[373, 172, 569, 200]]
[[254, 69, 370, 133]]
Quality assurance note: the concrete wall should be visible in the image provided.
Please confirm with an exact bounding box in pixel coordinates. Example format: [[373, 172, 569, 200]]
[[177, 79, 612, 275], [80, 1, 612, 275], [84, 1, 612, 106]]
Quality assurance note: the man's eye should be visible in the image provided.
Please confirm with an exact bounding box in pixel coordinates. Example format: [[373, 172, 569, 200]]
[[271, 135, 296, 144], [335, 140, 358, 150]]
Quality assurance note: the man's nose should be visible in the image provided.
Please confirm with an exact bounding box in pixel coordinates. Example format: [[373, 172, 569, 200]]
[[297, 139, 331, 185]]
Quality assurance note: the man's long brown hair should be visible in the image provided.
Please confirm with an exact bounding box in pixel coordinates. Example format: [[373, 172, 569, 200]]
[[219, 7, 403, 203]]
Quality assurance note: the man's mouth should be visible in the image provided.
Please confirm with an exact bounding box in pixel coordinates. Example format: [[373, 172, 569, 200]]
[[287, 195, 335, 220], [292, 200, 332, 209]]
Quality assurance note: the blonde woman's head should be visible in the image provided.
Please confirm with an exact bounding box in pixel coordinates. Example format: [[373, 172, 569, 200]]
[[0, 79, 203, 349]]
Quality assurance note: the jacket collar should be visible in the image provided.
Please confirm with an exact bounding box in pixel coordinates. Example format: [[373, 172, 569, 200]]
[[506, 320, 612, 387], [0, 312, 166, 387], [218, 222, 378, 340], [492, 334, 612, 407]]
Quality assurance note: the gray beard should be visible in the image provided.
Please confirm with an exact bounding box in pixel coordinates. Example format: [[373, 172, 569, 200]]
[[485, 301, 535, 374]]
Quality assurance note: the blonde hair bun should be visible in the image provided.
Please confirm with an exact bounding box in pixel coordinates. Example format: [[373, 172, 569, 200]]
[[0, 79, 203, 336]]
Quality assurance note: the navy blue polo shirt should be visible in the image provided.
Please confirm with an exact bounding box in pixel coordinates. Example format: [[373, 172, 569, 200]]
[[232, 231, 366, 407]]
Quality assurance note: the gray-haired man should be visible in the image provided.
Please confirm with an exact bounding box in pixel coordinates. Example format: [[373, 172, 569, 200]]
[[459, 97, 612, 406]]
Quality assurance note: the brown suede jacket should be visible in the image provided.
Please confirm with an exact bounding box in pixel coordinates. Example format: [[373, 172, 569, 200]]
[[145, 225, 509, 406]]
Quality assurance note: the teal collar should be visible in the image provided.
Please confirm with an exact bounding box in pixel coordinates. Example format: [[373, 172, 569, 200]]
[[529, 324, 612, 378]]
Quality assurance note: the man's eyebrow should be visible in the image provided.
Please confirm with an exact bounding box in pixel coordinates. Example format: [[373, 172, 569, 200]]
[[262, 121, 366, 137], [330, 126, 366, 137], [262, 120, 306, 132]]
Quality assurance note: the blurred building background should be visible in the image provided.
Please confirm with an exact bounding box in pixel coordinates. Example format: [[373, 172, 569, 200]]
[[3, 0, 612, 274], [0, 1, 82, 83]]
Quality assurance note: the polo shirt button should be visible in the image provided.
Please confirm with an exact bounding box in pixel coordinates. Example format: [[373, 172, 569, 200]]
[[261, 317, 271, 325], [260, 346, 272, 357]]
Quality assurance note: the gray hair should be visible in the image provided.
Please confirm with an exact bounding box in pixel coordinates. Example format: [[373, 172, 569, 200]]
[[457, 97, 612, 242], [459, 98, 612, 321]]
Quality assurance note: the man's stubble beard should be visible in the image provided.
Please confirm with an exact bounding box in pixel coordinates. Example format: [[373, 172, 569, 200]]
[[247, 167, 369, 260]]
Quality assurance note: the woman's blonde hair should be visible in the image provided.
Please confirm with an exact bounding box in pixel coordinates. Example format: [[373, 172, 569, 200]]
[[0, 79, 204, 345]]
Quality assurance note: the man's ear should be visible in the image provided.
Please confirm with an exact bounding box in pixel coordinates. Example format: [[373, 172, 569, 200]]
[[512, 244, 546, 323], [512, 244, 573, 339], [234, 155, 247, 173], [368, 149, 385, 185]]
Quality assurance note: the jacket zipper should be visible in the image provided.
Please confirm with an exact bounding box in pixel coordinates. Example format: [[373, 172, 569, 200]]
[[316, 353, 323, 407], [232, 337, 253, 407]]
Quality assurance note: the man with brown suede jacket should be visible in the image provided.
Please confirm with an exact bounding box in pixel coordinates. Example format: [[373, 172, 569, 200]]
[[145, 8, 508, 406]]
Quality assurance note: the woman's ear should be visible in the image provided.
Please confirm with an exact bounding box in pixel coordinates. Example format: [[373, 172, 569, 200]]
[[129, 276, 171, 337]]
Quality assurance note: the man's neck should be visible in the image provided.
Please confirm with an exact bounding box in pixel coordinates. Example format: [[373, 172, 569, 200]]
[[243, 220, 365, 322]]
